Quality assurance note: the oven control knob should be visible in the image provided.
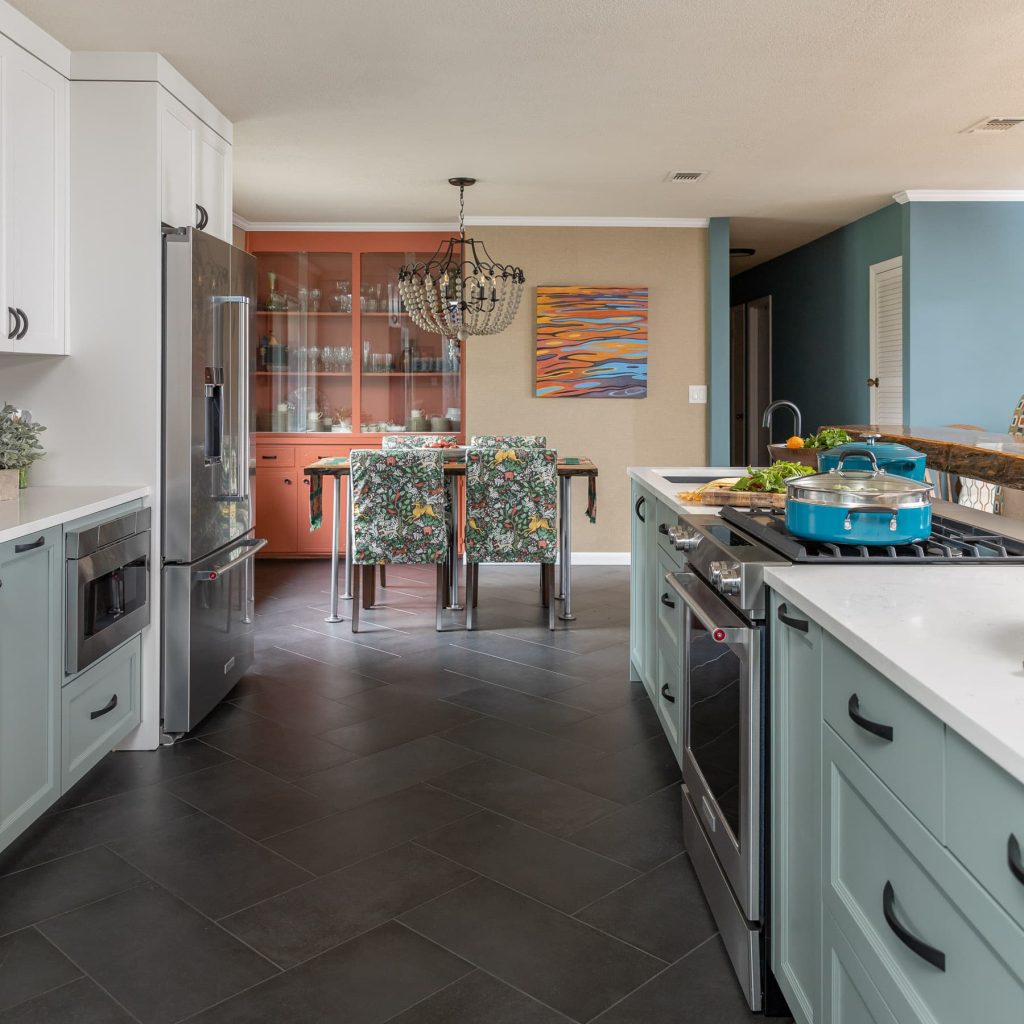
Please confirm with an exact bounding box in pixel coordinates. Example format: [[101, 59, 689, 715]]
[[669, 525, 701, 552], [707, 560, 724, 586], [717, 562, 742, 596]]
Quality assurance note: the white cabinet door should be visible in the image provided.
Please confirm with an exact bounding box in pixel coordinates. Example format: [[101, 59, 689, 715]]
[[160, 91, 195, 231], [194, 122, 231, 241], [0, 36, 68, 355]]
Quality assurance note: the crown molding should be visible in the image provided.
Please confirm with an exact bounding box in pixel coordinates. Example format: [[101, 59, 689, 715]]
[[893, 189, 1024, 204], [465, 215, 709, 228], [232, 213, 710, 231]]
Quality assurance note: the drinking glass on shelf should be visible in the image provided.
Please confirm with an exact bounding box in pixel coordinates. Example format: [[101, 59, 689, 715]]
[[329, 280, 349, 313], [374, 283, 384, 314], [322, 347, 334, 372], [385, 353, 395, 372], [309, 287, 321, 313], [362, 339, 372, 368], [309, 346, 320, 373]]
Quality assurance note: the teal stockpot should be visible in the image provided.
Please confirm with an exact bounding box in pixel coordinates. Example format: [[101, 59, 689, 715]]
[[785, 454, 933, 546], [817, 433, 927, 481]]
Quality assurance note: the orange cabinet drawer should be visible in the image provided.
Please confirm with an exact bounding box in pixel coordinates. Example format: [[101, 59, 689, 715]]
[[255, 446, 294, 467]]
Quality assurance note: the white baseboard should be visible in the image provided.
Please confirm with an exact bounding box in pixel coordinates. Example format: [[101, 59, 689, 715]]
[[571, 552, 630, 565]]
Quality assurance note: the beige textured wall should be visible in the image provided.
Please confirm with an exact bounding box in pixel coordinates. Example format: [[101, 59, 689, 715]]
[[465, 227, 708, 552]]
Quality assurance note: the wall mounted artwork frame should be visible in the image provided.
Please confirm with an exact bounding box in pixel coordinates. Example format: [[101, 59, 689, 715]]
[[535, 285, 648, 398]]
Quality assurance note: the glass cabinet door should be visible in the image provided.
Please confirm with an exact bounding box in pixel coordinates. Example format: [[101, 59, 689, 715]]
[[358, 251, 463, 436], [252, 252, 354, 434]]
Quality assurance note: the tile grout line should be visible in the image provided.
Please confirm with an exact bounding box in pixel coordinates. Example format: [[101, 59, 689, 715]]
[[569, 852, 688, 919], [446, 642, 586, 681], [8, 969, 145, 1024], [439, 669, 600, 715]]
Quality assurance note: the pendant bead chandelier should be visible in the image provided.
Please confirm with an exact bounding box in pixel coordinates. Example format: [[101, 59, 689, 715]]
[[398, 177, 525, 341]]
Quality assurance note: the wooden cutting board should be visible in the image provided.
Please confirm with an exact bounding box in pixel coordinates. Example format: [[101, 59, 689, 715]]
[[683, 486, 786, 509]]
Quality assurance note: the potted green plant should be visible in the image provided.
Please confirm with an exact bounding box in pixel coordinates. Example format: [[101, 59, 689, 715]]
[[0, 403, 46, 500]]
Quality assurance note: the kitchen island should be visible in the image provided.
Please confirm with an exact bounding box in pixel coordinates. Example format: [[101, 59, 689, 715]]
[[839, 424, 1024, 488]]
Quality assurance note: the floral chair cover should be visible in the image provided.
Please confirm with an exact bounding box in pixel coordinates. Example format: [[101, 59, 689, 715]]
[[465, 448, 558, 564], [382, 434, 459, 449], [470, 434, 547, 448], [350, 449, 448, 565]]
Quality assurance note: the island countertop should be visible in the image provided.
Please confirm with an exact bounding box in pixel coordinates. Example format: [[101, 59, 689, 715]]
[[0, 485, 150, 545], [838, 424, 1024, 488]]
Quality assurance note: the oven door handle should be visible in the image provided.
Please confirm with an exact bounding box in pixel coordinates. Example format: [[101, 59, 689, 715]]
[[665, 572, 749, 642], [192, 538, 266, 582]]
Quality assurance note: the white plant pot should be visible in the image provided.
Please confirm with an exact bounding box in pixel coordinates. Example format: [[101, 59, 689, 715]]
[[0, 469, 19, 501]]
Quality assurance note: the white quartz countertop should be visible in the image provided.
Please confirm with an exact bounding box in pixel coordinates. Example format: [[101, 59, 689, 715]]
[[0, 486, 150, 544], [765, 563, 1024, 785], [627, 466, 745, 514]]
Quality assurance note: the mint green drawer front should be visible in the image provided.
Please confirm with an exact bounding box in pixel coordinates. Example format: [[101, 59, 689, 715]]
[[946, 729, 1024, 933], [62, 636, 141, 792], [655, 624, 681, 765], [657, 551, 681, 649], [822, 633, 944, 838], [824, 726, 1024, 1024], [823, 908, 897, 1024]]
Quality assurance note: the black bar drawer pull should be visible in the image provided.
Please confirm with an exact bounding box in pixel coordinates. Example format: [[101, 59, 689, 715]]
[[882, 881, 945, 971], [260, 454, 278, 460], [658, 522, 669, 535], [634, 495, 646, 522], [1009, 834, 1024, 885], [14, 536, 45, 554], [848, 693, 894, 742], [661, 593, 675, 609], [660, 683, 675, 704], [777, 603, 808, 632], [90, 694, 119, 720]]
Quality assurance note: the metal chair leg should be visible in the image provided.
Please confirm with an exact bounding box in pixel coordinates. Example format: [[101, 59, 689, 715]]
[[466, 564, 478, 630], [546, 564, 556, 630], [435, 563, 446, 631], [351, 565, 362, 632]]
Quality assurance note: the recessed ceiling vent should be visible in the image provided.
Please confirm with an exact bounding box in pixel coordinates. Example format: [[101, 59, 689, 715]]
[[665, 171, 708, 182], [961, 117, 1024, 134]]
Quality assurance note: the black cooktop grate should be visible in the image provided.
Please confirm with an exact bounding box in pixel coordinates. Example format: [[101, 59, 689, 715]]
[[719, 506, 1024, 563]]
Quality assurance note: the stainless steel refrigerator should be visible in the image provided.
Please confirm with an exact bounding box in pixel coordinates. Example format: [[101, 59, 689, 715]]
[[161, 228, 265, 736]]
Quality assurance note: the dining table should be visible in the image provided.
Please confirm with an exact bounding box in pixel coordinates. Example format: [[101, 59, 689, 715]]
[[304, 451, 599, 626]]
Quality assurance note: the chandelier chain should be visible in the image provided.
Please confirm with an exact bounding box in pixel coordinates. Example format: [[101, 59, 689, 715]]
[[458, 184, 465, 241]]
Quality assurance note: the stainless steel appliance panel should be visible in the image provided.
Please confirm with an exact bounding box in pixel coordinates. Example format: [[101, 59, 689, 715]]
[[66, 509, 152, 676], [161, 530, 263, 733], [669, 571, 762, 921], [163, 229, 255, 564]]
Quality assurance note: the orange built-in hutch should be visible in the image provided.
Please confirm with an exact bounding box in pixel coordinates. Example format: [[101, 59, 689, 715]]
[[244, 231, 466, 557]]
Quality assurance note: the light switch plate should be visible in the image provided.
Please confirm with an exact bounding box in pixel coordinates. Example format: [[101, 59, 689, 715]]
[[688, 385, 708, 404]]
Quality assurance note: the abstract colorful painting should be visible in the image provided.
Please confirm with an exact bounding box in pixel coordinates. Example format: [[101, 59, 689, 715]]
[[535, 286, 648, 398]]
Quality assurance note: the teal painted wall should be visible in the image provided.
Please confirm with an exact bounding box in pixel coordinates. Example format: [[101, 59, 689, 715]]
[[904, 202, 1024, 431], [731, 204, 903, 439], [707, 218, 731, 463]]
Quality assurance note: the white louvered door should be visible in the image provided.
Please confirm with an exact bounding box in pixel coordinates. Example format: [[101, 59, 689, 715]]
[[869, 257, 903, 424]]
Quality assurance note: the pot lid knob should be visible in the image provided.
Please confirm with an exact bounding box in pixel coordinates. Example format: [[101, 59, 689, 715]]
[[862, 433, 881, 444]]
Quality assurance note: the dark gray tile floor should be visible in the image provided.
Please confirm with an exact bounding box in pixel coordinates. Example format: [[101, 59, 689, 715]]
[[0, 561, 778, 1024]]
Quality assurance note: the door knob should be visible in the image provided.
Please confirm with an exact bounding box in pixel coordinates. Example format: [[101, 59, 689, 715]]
[[867, 377, 880, 388]]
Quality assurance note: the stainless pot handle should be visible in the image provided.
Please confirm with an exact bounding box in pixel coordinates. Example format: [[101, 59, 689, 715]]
[[834, 448, 881, 474], [843, 506, 899, 532]]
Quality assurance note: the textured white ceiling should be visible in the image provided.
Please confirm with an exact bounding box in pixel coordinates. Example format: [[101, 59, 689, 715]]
[[13, 0, 1024, 264]]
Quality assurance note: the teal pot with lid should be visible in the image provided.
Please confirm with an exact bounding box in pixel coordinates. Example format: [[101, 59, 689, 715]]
[[817, 433, 927, 481], [785, 453, 933, 546]]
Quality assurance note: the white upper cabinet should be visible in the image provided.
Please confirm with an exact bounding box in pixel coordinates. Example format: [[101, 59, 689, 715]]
[[160, 90, 232, 243], [0, 33, 68, 355]]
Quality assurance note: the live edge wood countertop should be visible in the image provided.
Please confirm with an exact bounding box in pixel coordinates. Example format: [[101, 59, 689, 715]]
[[835, 425, 1024, 489]]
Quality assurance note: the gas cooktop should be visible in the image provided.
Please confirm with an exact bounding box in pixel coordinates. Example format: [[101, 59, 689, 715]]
[[720, 506, 1024, 563]]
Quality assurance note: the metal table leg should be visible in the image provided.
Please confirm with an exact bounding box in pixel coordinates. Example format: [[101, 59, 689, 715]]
[[446, 475, 463, 610], [557, 476, 567, 601], [325, 475, 344, 622], [559, 475, 575, 621], [342, 475, 353, 600]]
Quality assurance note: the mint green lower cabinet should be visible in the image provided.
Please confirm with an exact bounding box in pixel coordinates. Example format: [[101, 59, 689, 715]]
[[0, 526, 62, 851], [629, 480, 654, 692], [62, 636, 142, 792], [770, 593, 824, 1024], [822, 909, 897, 1024], [823, 725, 1024, 1024], [655, 589, 682, 766]]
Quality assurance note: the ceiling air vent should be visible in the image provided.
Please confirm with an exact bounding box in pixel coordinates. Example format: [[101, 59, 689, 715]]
[[960, 117, 1024, 134], [666, 171, 708, 182]]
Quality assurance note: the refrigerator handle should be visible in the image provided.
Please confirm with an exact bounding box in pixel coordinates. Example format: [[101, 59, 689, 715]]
[[213, 295, 252, 500]]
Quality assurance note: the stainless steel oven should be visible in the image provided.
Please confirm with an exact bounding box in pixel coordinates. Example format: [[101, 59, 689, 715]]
[[667, 569, 765, 1006], [66, 508, 152, 675]]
